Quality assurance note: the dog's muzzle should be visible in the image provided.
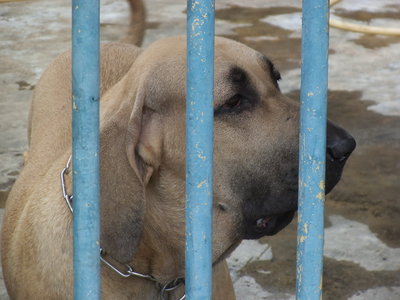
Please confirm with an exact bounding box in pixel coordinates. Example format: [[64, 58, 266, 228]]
[[242, 123, 356, 240]]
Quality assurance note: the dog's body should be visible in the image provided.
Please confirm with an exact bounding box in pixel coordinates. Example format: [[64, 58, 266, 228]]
[[1, 2, 356, 299], [3, 45, 137, 299], [2, 42, 237, 299]]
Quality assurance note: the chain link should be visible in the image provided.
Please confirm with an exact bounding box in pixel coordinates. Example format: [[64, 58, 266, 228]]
[[60, 156, 73, 213], [60, 156, 185, 300], [161, 278, 186, 300]]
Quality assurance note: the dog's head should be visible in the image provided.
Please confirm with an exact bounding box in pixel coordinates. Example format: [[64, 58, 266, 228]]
[[100, 36, 355, 281]]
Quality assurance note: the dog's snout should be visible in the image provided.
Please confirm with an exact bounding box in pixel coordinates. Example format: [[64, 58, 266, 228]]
[[327, 122, 356, 162], [327, 136, 356, 161]]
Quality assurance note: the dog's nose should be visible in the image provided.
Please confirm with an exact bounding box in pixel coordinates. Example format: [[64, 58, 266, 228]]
[[327, 137, 356, 162], [327, 122, 356, 162]]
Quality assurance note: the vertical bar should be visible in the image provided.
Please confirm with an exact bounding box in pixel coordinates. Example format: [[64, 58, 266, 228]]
[[186, 0, 215, 299], [72, 0, 100, 299], [296, 0, 329, 299]]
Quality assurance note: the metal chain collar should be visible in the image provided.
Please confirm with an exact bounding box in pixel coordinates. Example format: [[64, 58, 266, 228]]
[[60, 156, 185, 300]]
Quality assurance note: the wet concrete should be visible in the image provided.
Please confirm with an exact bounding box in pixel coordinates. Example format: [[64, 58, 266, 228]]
[[1, 0, 400, 299], [216, 6, 302, 72], [333, 6, 400, 49], [334, 7, 400, 22]]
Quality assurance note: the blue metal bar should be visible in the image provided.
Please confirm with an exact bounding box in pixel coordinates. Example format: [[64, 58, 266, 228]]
[[296, 0, 329, 299], [186, 0, 215, 299], [72, 0, 101, 299]]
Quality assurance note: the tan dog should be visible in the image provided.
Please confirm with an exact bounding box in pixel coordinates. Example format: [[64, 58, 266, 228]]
[[1, 37, 355, 299], [1, 2, 356, 300]]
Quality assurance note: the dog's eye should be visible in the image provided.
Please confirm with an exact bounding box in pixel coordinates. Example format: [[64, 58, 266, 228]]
[[215, 95, 244, 115], [222, 95, 241, 110]]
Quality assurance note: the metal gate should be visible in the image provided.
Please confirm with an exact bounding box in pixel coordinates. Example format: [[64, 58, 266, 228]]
[[71, 0, 329, 299]]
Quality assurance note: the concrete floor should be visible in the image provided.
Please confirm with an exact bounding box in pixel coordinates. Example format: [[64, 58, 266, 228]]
[[1, 0, 399, 299]]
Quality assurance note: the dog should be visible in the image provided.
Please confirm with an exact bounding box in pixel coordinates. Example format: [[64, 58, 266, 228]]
[[1, 1, 355, 299]]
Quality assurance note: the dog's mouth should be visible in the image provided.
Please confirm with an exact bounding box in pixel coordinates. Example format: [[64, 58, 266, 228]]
[[242, 178, 344, 240], [243, 210, 296, 239]]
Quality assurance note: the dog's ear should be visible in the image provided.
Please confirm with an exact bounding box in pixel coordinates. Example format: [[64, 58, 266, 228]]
[[126, 80, 163, 185], [99, 75, 163, 264]]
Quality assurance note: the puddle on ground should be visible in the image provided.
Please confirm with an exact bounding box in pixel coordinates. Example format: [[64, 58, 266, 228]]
[[323, 258, 400, 300], [217, 5, 400, 64], [325, 215, 400, 272], [332, 8, 400, 49], [352, 34, 400, 49], [216, 6, 301, 23], [241, 253, 400, 300], [215, 6, 338, 72], [349, 286, 400, 300], [16, 81, 34, 91], [333, 8, 400, 22], [216, 6, 302, 72]]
